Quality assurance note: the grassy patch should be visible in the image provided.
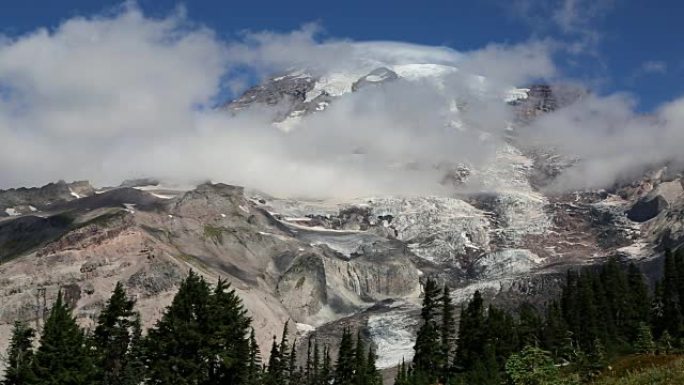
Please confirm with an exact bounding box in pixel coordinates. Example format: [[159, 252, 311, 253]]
[[176, 254, 211, 274], [203, 224, 228, 245], [592, 355, 684, 385]]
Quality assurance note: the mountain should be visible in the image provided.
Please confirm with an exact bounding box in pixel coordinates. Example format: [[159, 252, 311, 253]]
[[0, 62, 681, 375]]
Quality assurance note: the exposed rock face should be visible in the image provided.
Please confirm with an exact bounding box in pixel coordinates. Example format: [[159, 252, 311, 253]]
[[352, 67, 399, 91], [0, 180, 95, 217], [0, 182, 426, 359], [627, 195, 669, 222], [225, 74, 315, 111], [510, 84, 587, 122], [0, 67, 680, 377]]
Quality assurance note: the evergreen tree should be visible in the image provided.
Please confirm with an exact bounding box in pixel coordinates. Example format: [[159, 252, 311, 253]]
[[657, 330, 673, 355], [207, 278, 252, 384], [353, 332, 367, 385], [517, 302, 542, 349], [31, 291, 96, 385], [576, 272, 599, 351], [454, 290, 485, 371], [92, 282, 141, 385], [264, 337, 282, 385], [142, 272, 251, 385], [320, 345, 332, 385], [662, 250, 683, 337], [334, 329, 355, 385], [288, 341, 299, 385], [365, 348, 381, 385], [312, 339, 321, 385], [635, 322, 655, 355], [541, 301, 570, 359], [246, 329, 262, 385], [412, 278, 441, 380], [438, 284, 455, 382], [142, 271, 213, 385], [626, 263, 650, 340], [3, 322, 35, 385], [278, 322, 291, 385], [485, 305, 518, 368], [394, 359, 408, 385]]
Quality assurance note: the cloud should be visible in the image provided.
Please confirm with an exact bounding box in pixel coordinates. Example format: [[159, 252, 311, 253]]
[[0, 5, 559, 198], [520, 92, 684, 191], [640, 60, 668, 74], [2, 4, 684, 199], [507, 0, 614, 55]]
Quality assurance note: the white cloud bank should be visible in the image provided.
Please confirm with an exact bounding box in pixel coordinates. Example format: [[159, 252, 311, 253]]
[[0, 4, 683, 198]]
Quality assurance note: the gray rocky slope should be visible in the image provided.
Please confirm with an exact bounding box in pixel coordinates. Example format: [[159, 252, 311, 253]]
[[0, 65, 682, 376]]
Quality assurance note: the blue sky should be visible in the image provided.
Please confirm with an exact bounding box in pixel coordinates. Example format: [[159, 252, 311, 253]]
[[0, 0, 682, 111]]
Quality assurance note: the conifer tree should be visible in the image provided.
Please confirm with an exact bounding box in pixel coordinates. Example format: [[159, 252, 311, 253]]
[[288, 341, 299, 385], [3, 321, 35, 385], [658, 330, 673, 354], [438, 284, 455, 381], [278, 322, 291, 384], [353, 332, 367, 385], [454, 290, 485, 371], [31, 291, 96, 385], [92, 282, 141, 385], [412, 278, 441, 380], [320, 345, 332, 385], [517, 302, 542, 349], [265, 337, 282, 385], [312, 339, 321, 385], [365, 348, 381, 385], [394, 359, 408, 385], [142, 271, 213, 384], [207, 278, 251, 384], [334, 329, 355, 385], [635, 322, 655, 355], [626, 263, 650, 339], [246, 329, 262, 385], [142, 272, 252, 385], [662, 250, 683, 337]]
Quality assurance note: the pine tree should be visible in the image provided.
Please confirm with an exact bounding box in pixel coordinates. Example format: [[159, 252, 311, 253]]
[[662, 250, 683, 337], [365, 348, 381, 385], [541, 301, 570, 359], [576, 272, 599, 351], [288, 341, 299, 385], [142, 272, 252, 385], [334, 329, 355, 385], [517, 302, 542, 349], [92, 282, 141, 385], [265, 336, 283, 385], [484, 304, 518, 369], [412, 278, 441, 380], [394, 359, 408, 385], [626, 263, 650, 340], [3, 321, 35, 385], [353, 332, 367, 385], [657, 330, 673, 355], [438, 284, 455, 382], [279, 322, 291, 384], [207, 278, 252, 384], [142, 271, 213, 385], [454, 290, 486, 371], [312, 339, 321, 385], [246, 329, 262, 385], [320, 345, 332, 385], [635, 322, 655, 355], [31, 291, 96, 385]]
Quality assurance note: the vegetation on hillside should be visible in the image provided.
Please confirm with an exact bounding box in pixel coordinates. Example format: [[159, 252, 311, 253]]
[[4, 249, 684, 384]]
